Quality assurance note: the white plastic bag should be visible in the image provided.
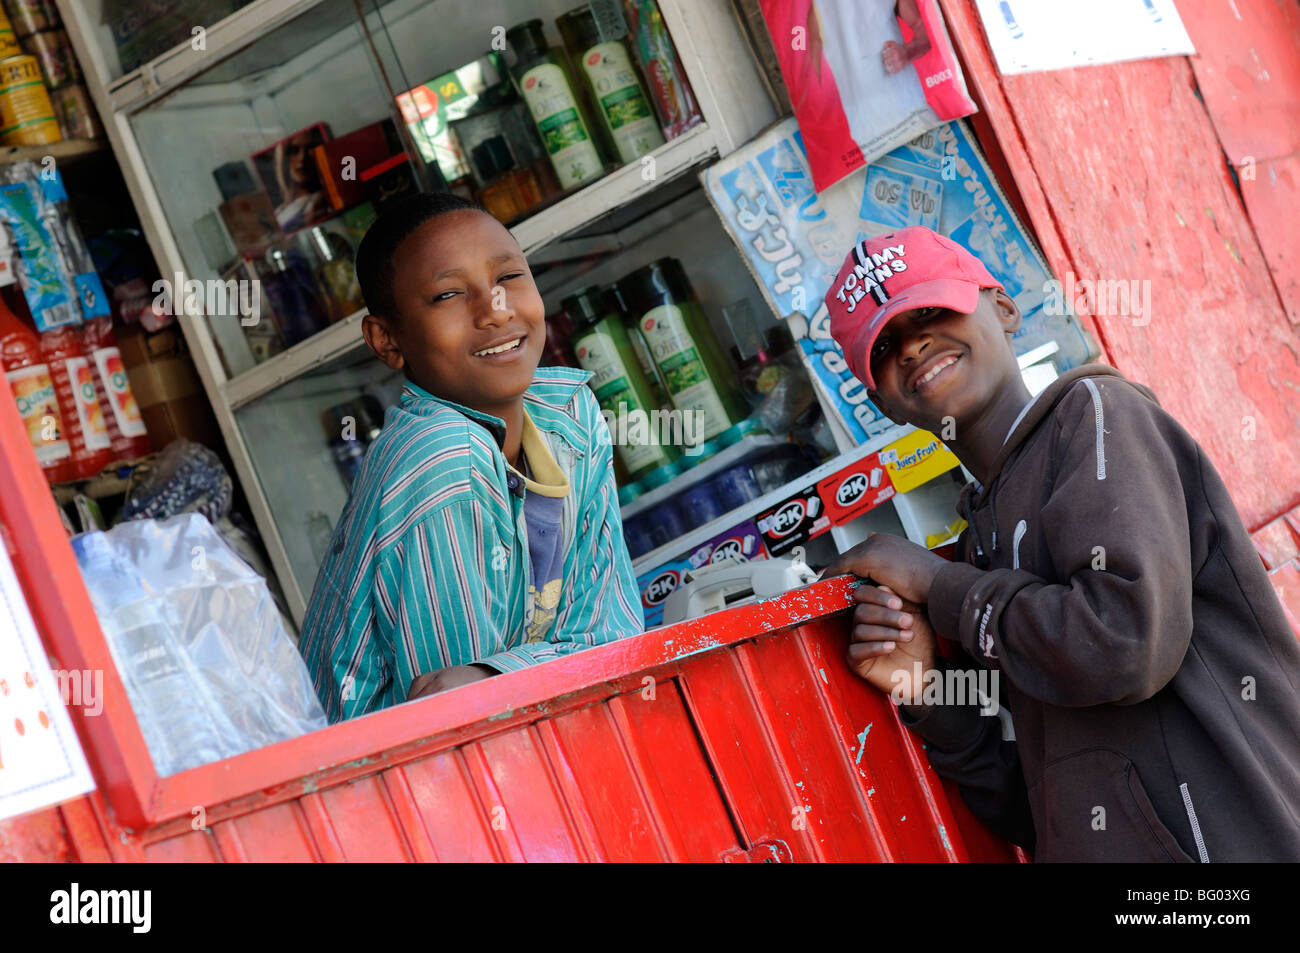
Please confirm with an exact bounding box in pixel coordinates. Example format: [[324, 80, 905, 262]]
[[73, 513, 327, 775]]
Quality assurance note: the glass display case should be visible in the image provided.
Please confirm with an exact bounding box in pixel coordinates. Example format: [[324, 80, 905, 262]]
[[59, 0, 779, 623]]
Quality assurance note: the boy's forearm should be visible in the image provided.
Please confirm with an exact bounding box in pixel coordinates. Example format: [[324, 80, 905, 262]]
[[477, 636, 613, 674], [894, 660, 1034, 849], [894, 654, 986, 749]]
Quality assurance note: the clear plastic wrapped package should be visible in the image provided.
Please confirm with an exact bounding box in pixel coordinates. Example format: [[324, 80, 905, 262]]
[[72, 512, 328, 776]]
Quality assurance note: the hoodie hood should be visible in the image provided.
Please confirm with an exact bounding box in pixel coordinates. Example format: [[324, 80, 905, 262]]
[[954, 363, 1155, 569], [964, 363, 1155, 511]]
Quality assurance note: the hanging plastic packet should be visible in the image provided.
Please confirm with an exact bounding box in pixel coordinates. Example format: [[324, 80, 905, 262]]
[[0, 159, 110, 330]]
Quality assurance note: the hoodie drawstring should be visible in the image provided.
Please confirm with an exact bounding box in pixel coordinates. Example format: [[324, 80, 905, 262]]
[[964, 479, 1000, 570]]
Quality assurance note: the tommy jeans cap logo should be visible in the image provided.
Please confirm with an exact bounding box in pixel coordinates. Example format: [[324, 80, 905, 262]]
[[825, 226, 1004, 391], [834, 243, 908, 314]]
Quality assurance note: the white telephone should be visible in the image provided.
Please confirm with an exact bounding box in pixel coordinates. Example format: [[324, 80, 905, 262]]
[[660, 547, 819, 625]]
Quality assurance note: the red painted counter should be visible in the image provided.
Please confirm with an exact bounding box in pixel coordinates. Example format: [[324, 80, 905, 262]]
[[0, 575, 1023, 862]]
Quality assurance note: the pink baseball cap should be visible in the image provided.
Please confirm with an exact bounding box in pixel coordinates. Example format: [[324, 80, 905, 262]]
[[825, 226, 1003, 390]]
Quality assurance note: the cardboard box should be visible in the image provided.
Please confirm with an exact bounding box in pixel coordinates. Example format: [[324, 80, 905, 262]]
[[756, 485, 830, 556], [313, 119, 402, 211], [217, 191, 277, 256], [686, 519, 767, 570], [250, 122, 334, 237], [636, 557, 693, 629], [395, 52, 511, 181], [116, 325, 221, 451], [106, 0, 240, 74], [816, 452, 895, 524]]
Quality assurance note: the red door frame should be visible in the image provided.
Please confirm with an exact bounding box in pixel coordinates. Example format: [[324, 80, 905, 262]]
[[0, 372, 157, 827]]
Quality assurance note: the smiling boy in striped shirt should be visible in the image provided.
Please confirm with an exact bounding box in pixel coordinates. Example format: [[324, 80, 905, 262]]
[[299, 193, 644, 722]]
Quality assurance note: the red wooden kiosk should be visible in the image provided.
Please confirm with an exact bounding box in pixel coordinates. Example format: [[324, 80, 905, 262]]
[[4, 0, 1300, 864], [0, 375, 1022, 861]]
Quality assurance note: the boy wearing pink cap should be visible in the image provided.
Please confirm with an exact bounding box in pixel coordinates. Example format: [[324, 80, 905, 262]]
[[821, 226, 1300, 861]]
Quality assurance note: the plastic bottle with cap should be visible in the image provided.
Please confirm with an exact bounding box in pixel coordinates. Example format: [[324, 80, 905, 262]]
[[615, 258, 749, 445], [0, 287, 74, 482], [505, 18, 608, 190], [565, 283, 679, 483], [556, 4, 665, 165], [72, 531, 228, 776], [40, 320, 113, 480], [80, 313, 151, 462]]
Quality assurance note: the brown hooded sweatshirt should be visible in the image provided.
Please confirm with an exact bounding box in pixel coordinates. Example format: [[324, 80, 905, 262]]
[[902, 363, 1300, 861]]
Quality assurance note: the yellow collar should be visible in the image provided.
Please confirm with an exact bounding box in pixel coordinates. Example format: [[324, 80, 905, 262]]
[[509, 408, 570, 498]]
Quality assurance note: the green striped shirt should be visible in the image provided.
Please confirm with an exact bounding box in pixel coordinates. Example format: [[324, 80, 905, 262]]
[[299, 367, 644, 722]]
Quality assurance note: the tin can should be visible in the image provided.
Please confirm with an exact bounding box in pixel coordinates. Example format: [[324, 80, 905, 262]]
[[676, 481, 725, 530], [329, 438, 365, 488], [750, 446, 809, 494], [26, 29, 79, 89], [621, 513, 656, 560], [714, 463, 762, 506], [647, 498, 688, 550], [50, 84, 100, 140], [0, 9, 21, 60], [0, 54, 60, 144]]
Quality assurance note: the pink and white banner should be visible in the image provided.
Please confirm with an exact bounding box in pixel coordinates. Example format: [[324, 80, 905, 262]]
[[761, 0, 977, 192]]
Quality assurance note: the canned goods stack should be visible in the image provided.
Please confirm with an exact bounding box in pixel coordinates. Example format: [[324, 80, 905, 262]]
[[619, 452, 802, 561], [0, 48, 58, 145], [0, 0, 101, 143], [1, 0, 55, 37]]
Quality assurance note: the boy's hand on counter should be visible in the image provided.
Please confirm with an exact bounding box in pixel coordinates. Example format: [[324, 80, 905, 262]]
[[820, 532, 948, 605], [846, 584, 936, 701], [407, 664, 496, 700]]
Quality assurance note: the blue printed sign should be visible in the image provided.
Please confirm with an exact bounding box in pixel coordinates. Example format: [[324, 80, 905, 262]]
[[705, 118, 1096, 446]]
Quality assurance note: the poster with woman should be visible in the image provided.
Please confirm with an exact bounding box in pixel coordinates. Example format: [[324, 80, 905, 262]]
[[251, 123, 334, 236], [759, 0, 976, 192]]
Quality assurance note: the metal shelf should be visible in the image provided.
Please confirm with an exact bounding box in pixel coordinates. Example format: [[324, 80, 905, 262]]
[[224, 125, 717, 407], [0, 138, 108, 166], [225, 309, 368, 410], [620, 433, 785, 522], [513, 124, 717, 255], [103, 0, 325, 113]]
